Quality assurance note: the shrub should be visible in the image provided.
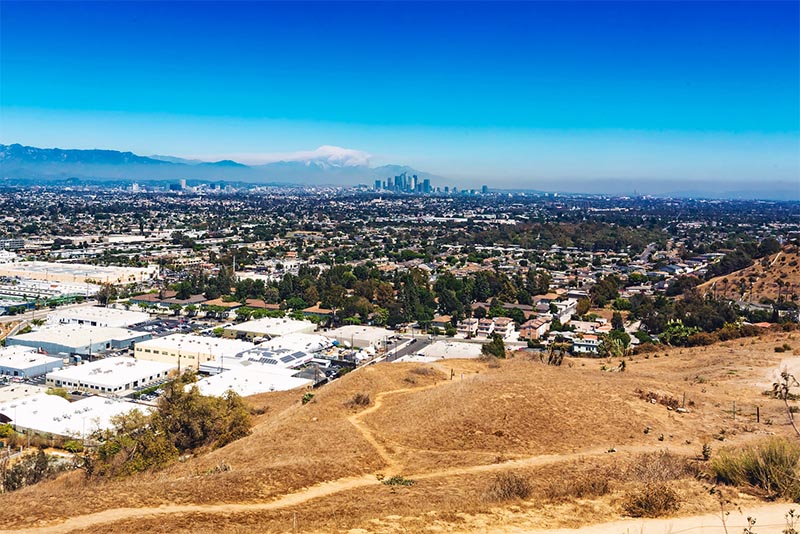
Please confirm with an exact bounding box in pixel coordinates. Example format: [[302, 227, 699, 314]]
[[711, 437, 800, 500], [88, 376, 252, 478], [1, 449, 71, 493], [409, 366, 438, 377], [302, 392, 314, 405], [381, 475, 415, 486], [623, 482, 680, 517], [485, 472, 532, 501], [346, 393, 371, 407], [625, 450, 698, 482], [544, 472, 609, 501], [63, 440, 83, 453]]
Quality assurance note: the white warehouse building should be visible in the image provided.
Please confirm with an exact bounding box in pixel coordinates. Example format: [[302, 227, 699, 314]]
[[47, 306, 150, 328], [134, 334, 254, 370], [46, 357, 176, 396], [0, 346, 63, 378]]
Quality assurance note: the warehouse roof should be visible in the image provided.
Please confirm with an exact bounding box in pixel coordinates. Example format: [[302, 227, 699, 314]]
[[0, 393, 146, 438], [47, 357, 176, 389], [10, 325, 148, 350], [194, 367, 311, 397], [135, 334, 254, 358], [0, 346, 62, 370], [224, 317, 315, 337]]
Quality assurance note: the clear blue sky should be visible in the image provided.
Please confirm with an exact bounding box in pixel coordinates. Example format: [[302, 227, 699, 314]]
[[1, 0, 798, 187]]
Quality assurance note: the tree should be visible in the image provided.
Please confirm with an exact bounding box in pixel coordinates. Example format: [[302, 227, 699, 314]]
[[95, 284, 118, 306], [611, 312, 625, 332], [481, 334, 506, 359], [576, 298, 591, 316]]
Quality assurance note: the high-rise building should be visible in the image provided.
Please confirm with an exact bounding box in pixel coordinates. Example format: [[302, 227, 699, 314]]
[[374, 179, 381, 191], [481, 185, 489, 194], [423, 179, 431, 193]]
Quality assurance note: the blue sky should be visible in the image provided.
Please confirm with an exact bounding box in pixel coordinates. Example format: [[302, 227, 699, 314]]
[[1, 0, 798, 188]]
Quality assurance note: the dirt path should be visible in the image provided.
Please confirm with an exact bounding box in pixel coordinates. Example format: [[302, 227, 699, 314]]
[[490, 503, 797, 534], [0, 378, 738, 534]]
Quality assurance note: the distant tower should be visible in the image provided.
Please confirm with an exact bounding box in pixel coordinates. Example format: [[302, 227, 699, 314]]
[[481, 185, 489, 194], [374, 179, 381, 191], [423, 179, 431, 193], [179, 179, 187, 189]]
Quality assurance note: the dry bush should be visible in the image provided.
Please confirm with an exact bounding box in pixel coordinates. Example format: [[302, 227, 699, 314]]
[[484, 472, 532, 501], [625, 450, 698, 483], [345, 393, 371, 408], [409, 366, 438, 377], [711, 437, 800, 500], [622, 482, 680, 517], [635, 388, 680, 410], [543, 472, 610, 501]]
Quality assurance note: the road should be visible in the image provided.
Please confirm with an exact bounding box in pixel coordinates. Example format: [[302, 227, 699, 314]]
[[385, 337, 432, 362], [638, 242, 657, 263]]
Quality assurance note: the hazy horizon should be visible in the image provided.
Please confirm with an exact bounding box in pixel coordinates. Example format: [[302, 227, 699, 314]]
[[1, 1, 798, 191]]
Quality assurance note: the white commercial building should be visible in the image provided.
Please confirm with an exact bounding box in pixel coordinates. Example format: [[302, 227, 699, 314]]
[[0, 394, 146, 438], [0, 261, 156, 285], [324, 325, 395, 350], [0, 345, 63, 378], [222, 317, 316, 340], [256, 333, 332, 354], [46, 357, 176, 395], [8, 325, 151, 355], [47, 306, 150, 328], [200, 346, 315, 375], [134, 334, 254, 369], [194, 366, 312, 397]]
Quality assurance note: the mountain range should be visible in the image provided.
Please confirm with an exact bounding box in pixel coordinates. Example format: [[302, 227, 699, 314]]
[[0, 144, 445, 186]]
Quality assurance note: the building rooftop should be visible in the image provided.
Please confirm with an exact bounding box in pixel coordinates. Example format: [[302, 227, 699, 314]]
[[225, 317, 315, 337], [0, 393, 145, 438], [135, 334, 254, 358], [194, 367, 312, 397], [48, 306, 151, 326], [47, 357, 176, 389], [10, 325, 148, 350], [0, 346, 62, 370]]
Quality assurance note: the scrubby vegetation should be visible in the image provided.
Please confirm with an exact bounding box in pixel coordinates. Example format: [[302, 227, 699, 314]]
[[0, 449, 71, 493], [87, 371, 251, 478], [485, 472, 532, 501], [623, 482, 680, 517], [711, 438, 800, 501]]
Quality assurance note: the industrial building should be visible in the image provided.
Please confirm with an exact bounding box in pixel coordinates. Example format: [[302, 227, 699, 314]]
[[324, 325, 395, 350], [133, 334, 254, 369], [194, 366, 312, 397], [199, 345, 315, 375], [0, 261, 156, 285], [0, 393, 144, 438], [222, 317, 316, 340], [47, 306, 150, 328], [0, 346, 63, 378], [45, 356, 176, 395], [7, 325, 151, 356]]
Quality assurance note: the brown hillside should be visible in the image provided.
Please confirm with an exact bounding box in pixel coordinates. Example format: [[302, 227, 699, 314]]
[[2, 330, 800, 533], [698, 246, 800, 303]]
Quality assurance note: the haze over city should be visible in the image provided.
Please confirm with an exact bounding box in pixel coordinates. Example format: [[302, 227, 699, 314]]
[[1, 1, 798, 197]]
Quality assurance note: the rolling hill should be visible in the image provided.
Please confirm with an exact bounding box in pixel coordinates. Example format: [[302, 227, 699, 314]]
[[698, 246, 800, 305], [0, 330, 798, 533]]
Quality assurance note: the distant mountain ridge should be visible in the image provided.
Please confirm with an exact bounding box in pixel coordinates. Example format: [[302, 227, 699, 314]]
[[0, 143, 446, 186]]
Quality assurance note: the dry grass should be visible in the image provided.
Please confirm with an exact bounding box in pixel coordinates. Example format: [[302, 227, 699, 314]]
[[622, 482, 681, 518], [484, 472, 532, 501], [698, 247, 800, 303], [2, 333, 799, 533]]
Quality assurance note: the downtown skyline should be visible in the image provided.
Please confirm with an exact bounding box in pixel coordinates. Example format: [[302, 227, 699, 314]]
[[1, 1, 798, 194]]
